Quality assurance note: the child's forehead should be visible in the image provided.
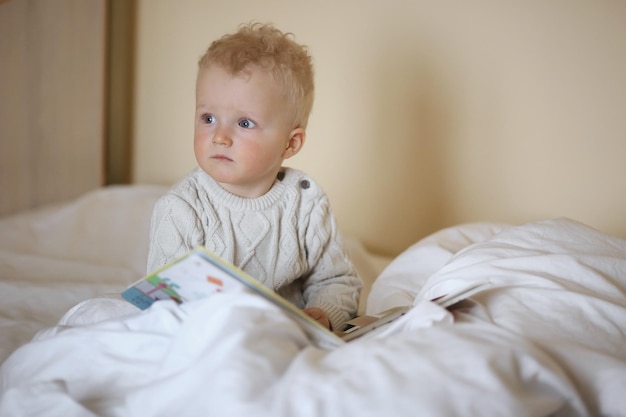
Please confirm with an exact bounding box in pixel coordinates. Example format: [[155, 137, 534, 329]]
[[196, 64, 289, 107], [197, 64, 286, 97], [199, 62, 274, 82]]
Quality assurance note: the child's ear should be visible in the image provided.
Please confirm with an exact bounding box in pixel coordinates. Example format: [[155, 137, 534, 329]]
[[283, 127, 306, 159]]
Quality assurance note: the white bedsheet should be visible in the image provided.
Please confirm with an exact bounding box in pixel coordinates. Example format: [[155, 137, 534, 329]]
[[0, 186, 165, 364], [1, 217, 625, 416]]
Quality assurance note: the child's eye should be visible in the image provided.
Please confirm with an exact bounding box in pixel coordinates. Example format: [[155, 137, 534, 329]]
[[238, 119, 256, 129], [202, 114, 215, 124]]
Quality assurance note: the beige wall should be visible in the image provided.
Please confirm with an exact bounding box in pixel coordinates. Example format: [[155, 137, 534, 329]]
[[132, 0, 626, 256], [0, 0, 106, 216]]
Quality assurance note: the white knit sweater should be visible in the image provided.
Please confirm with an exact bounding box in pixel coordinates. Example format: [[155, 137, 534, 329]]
[[147, 167, 362, 330]]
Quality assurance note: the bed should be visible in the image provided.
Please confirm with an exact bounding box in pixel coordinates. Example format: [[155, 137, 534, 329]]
[[1, 186, 625, 416], [2, 2, 626, 415]]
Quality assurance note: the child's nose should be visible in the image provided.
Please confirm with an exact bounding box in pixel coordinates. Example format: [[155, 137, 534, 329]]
[[212, 128, 232, 146]]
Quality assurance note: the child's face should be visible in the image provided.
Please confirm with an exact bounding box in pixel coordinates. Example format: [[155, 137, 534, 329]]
[[194, 64, 304, 198]]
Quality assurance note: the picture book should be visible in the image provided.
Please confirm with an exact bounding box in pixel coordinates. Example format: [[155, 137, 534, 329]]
[[121, 247, 490, 349]]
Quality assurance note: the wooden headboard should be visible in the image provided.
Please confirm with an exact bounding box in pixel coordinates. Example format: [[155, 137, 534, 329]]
[[0, 0, 134, 217]]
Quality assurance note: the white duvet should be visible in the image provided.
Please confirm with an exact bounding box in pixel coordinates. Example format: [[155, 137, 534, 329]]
[[2, 217, 626, 416]]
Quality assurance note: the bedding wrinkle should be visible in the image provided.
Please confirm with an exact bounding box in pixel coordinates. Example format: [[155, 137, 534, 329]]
[[368, 218, 626, 416]]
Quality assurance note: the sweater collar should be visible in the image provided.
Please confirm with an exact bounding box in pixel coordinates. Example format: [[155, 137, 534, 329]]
[[195, 167, 293, 211]]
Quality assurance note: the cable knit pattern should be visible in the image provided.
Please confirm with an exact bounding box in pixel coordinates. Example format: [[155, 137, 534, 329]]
[[147, 167, 362, 330]]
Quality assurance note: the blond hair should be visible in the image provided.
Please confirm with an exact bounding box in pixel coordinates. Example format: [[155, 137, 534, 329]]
[[198, 22, 314, 129]]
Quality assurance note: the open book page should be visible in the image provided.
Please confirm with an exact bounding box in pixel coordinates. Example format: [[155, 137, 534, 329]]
[[122, 247, 345, 349], [334, 280, 491, 342]]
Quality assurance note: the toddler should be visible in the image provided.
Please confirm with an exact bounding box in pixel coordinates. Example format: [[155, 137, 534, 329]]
[[147, 22, 361, 330]]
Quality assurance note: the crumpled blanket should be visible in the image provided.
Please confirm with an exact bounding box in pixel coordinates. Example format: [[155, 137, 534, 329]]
[[2, 218, 625, 417]]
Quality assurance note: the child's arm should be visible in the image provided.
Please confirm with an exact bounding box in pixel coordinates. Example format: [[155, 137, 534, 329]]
[[301, 196, 362, 331]]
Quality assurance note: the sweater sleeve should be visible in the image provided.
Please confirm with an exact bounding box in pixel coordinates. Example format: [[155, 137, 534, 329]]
[[146, 193, 205, 273], [301, 195, 362, 331]]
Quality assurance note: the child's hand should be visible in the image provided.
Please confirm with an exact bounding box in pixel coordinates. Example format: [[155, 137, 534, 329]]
[[303, 307, 330, 329]]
